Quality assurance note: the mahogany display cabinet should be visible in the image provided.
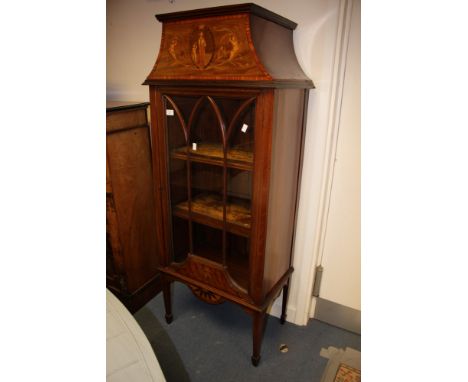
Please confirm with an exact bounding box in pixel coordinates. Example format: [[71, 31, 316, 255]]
[[144, 3, 314, 365]]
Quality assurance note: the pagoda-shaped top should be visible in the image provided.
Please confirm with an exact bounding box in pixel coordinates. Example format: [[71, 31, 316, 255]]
[[144, 3, 314, 88]]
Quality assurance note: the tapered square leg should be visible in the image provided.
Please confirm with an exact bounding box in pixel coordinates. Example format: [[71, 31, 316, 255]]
[[251, 311, 267, 366], [162, 281, 173, 324], [280, 279, 290, 325]]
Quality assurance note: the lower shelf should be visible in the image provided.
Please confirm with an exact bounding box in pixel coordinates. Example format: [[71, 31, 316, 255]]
[[172, 193, 251, 237]]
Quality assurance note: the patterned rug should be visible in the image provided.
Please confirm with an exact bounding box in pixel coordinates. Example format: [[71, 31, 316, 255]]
[[334, 363, 361, 382], [320, 347, 361, 382]]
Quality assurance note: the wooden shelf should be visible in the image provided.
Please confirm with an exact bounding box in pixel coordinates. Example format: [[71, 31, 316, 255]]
[[171, 143, 253, 170], [173, 193, 251, 237]]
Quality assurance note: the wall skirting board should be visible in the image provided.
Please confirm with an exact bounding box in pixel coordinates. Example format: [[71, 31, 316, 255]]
[[268, 294, 360, 336], [314, 298, 360, 334]]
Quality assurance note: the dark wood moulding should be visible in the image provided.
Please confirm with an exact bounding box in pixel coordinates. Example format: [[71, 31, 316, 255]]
[[155, 3, 298, 30]]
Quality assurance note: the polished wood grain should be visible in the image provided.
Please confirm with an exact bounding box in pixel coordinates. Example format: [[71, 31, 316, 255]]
[[106, 104, 148, 133], [106, 103, 162, 312]]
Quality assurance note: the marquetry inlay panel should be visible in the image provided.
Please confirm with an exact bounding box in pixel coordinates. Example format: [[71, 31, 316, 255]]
[[147, 14, 271, 81]]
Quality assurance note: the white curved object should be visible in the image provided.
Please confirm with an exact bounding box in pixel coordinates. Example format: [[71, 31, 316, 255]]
[[106, 290, 166, 382]]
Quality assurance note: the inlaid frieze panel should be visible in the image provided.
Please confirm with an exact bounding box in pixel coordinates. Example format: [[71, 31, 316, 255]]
[[147, 14, 271, 80], [167, 255, 248, 299]]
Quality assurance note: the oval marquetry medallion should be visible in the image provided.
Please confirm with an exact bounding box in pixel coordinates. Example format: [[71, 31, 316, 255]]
[[189, 26, 215, 69]]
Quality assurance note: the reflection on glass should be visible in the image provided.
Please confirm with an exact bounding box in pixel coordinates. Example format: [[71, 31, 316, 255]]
[[193, 223, 223, 263], [226, 233, 250, 290], [172, 216, 189, 263]]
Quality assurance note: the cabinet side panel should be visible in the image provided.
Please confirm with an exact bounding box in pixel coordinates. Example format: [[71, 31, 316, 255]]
[[106, 157, 124, 283], [250, 15, 310, 82], [263, 89, 305, 295], [106, 115, 160, 293]]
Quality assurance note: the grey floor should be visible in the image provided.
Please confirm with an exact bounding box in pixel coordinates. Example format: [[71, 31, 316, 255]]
[[134, 283, 360, 382]]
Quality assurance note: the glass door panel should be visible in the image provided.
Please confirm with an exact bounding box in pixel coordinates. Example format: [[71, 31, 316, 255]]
[[226, 168, 252, 236], [226, 98, 255, 170], [226, 233, 250, 290], [163, 92, 256, 288], [224, 99, 255, 288], [225, 167, 252, 289], [168, 158, 190, 263], [193, 223, 223, 264], [224, 98, 254, 240], [172, 216, 190, 263], [172, 162, 224, 231], [187, 96, 225, 165], [185, 98, 225, 263]]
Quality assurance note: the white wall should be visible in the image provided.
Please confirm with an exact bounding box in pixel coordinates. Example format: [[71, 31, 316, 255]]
[[317, 0, 360, 311], [107, 0, 359, 325]]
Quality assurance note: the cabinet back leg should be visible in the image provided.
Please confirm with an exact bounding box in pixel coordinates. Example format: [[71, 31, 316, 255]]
[[163, 281, 173, 324], [280, 279, 290, 325]]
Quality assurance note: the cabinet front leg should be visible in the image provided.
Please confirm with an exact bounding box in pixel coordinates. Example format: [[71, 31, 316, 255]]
[[280, 279, 290, 325], [162, 280, 173, 324], [251, 311, 267, 367]]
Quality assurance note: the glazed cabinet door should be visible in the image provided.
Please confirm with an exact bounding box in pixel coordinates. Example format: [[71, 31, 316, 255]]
[[160, 90, 258, 292]]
